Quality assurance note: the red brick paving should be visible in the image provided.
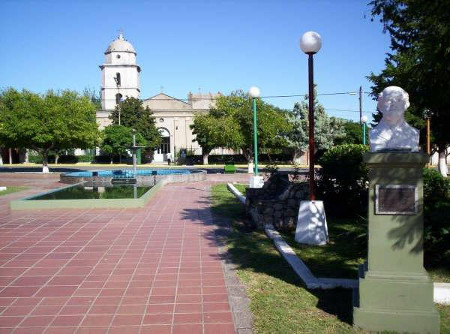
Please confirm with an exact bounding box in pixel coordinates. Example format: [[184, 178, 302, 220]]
[[0, 174, 249, 334]]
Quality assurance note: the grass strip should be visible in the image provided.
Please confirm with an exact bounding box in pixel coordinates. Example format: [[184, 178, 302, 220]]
[[0, 186, 28, 197], [211, 183, 450, 333]]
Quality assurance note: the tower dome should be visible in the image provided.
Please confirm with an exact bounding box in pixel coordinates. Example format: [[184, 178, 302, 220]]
[[100, 32, 140, 111], [105, 33, 136, 54]]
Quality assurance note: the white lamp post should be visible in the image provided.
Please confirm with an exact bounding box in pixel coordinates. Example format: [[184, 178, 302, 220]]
[[295, 31, 329, 246], [248, 86, 264, 188]]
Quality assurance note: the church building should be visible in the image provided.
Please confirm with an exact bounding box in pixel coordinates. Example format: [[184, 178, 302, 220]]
[[96, 33, 221, 162]]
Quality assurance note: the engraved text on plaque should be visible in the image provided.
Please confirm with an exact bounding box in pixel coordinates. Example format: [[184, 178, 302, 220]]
[[375, 185, 418, 215]]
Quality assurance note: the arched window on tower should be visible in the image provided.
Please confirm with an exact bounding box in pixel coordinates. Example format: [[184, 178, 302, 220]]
[[114, 73, 121, 87], [115, 93, 123, 106]]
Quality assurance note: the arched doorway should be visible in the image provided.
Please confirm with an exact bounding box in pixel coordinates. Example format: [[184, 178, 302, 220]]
[[154, 128, 170, 163]]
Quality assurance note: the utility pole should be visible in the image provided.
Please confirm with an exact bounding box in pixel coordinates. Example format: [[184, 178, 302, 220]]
[[359, 86, 363, 124]]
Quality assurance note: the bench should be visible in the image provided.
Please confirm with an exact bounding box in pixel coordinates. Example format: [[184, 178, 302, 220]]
[[224, 163, 236, 174]]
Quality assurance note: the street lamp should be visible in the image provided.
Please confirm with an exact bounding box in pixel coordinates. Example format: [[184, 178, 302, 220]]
[[132, 129, 137, 177], [249, 86, 260, 174], [300, 31, 321, 201], [248, 86, 264, 188], [361, 115, 368, 145], [295, 31, 329, 246]]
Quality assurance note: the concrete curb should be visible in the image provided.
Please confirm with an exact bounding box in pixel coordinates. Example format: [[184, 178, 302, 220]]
[[227, 183, 246, 204], [210, 186, 253, 334], [227, 183, 450, 304]]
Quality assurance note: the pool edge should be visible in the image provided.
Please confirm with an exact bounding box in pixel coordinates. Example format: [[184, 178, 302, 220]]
[[10, 179, 168, 210]]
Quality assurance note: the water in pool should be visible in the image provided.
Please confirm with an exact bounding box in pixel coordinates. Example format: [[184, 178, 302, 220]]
[[32, 185, 152, 200]]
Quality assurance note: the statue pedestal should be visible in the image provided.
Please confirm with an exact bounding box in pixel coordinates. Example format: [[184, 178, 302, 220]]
[[353, 153, 440, 333]]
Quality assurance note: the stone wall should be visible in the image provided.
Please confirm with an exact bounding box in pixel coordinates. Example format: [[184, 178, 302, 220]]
[[245, 172, 308, 231]]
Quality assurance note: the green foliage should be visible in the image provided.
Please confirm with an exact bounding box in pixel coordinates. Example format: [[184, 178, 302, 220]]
[[0, 88, 100, 169], [194, 90, 291, 162], [423, 168, 450, 267], [101, 125, 145, 160], [318, 144, 370, 217], [190, 113, 242, 163], [109, 97, 160, 149], [82, 87, 102, 110], [368, 0, 450, 153], [335, 120, 369, 145], [286, 92, 346, 159], [77, 154, 94, 163]]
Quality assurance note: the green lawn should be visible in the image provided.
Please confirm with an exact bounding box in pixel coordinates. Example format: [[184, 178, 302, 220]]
[[211, 183, 450, 334], [0, 186, 28, 197]]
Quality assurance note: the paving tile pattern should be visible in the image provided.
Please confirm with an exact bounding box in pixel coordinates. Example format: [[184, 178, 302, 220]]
[[0, 181, 239, 334]]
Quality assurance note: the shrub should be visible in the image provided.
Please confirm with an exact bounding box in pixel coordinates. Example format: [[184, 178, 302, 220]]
[[28, 154, 56, 164], [423, 168, 450, 267], [317, 144, 369, 217], [57, 155, 78, 164], [77, 155, 94, 163], [28, 154, 42, 164]]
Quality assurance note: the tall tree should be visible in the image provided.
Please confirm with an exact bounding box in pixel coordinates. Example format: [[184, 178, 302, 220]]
[[0, 88, 100, 172], [369, 0, 450, 176], [334, 120, 369, 146], [101, 125, 145, 163], [286, 94, 346, 162], [109, 97, 161, 152], [207, 91, 291, 163], [83, 88, 102, 110], [190, 114, 242, 164]]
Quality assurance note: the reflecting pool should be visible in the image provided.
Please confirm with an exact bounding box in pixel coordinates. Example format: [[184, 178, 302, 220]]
[[30, 185, 152, 200]]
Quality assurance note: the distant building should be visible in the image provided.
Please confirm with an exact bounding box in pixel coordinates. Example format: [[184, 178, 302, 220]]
[[96, 33, 221, 162]]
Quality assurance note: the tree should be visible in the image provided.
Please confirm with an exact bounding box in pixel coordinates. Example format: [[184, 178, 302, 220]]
[[286, 93, 346, 162], [83, 88, 102, 110], [190, 113, 242, 164], [206, 91, 291, 163], [109, 97, 161, 151], [101, 125, 145, 163], [0, 88, 100, 172], [369, 0, 450, 176], [334, 120, 369, 146]]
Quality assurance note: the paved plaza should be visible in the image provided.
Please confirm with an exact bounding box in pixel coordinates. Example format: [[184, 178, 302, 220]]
[[0, 173, 250, 334]]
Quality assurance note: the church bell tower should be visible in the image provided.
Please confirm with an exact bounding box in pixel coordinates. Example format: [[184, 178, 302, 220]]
[[100, 33, 141, 110]]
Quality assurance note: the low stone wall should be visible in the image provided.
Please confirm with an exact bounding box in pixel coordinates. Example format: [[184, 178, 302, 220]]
[[245, 172, 308, 231]]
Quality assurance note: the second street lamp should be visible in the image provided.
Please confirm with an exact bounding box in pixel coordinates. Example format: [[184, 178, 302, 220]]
[[361, 115, 368, 145], [249, 86, 260, 174], [248, 86, 264, 188]]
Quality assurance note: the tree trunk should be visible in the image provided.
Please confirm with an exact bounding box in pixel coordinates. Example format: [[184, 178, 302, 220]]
[[293, 149, 304, 165], [42, 150, 50, 173], [202, 148, 210, 165], [438, 145, 448, 177], [0, 150, 3, 165], [55, 154, 59, 165]]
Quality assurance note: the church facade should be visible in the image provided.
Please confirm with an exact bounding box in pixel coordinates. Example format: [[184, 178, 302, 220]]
[[96, 33, 221, 162]]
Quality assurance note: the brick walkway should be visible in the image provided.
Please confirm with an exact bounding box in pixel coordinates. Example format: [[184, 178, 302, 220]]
[[0, 175, 249, 334]]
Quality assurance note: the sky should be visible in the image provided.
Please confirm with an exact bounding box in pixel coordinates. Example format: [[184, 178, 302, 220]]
[[0, 0, 391, 123]]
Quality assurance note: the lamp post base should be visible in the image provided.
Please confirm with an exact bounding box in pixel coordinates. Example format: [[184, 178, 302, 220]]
[[249, 175, 264, 189], [295, 200, 328, 245], [247, 162, 254, 174]]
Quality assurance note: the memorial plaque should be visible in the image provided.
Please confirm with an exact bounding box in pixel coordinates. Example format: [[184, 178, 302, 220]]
[[375, 185, 418, 215]]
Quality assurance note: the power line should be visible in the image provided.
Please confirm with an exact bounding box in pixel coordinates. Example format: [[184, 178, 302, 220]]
[[100, 90, 372, 101]]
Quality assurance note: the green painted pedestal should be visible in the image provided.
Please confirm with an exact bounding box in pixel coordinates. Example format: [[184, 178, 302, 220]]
[[353, 152, 440, 333]]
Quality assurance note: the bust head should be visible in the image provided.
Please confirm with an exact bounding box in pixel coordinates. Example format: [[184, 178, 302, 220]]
[[377, 86, 410, 126]]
